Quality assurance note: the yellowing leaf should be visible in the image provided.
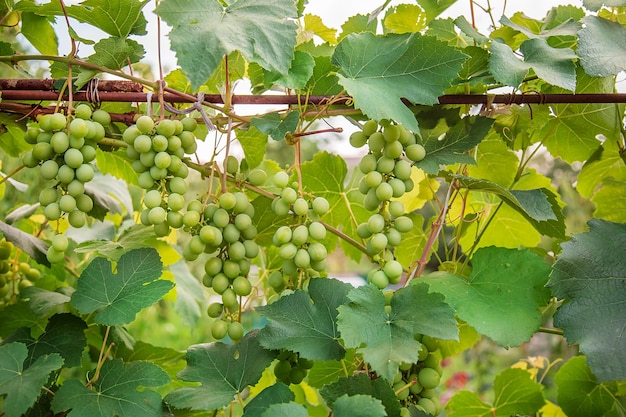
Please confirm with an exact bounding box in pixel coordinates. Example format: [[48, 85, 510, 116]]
[[396, 168, 440, 211], [303, 14, 337, 44], [383, 4, 427, 34]]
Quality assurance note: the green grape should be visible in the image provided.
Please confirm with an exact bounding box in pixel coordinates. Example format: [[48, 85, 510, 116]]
[[222, 224, 240, 243], [289, 367, 306, 384], [204, 258, 223, 278], [222, 260, 241, 279], [418, 367, 440, 390], [226, 155, 239, 175], [398, 125, 414, 145], [91, 109, 110, 126], [228, 321, 244, 341], [187, 236, 205, 255], [369, 270, 389, 289], [182, 211, 200, 228], [228, 241, 246, 261], [40, 160, 59, 180], [349, 131, 368, 148], [167, 135, 182, 153], [68, 210, 86, 228], [384, 140, 404, 159], [22, 151, 38, 168], [187, 200, 203, 213], [294, 248, 311, 268], [244, 240, 259, 258], [136, 171, 153, 189], [47, 247, 65, 263], [388, 201, 405, 217], [153, 151, 171, 170], [51, 234, 69, 252], [39, 188, 59, 206], [64, 148, 84, 169], [75, 164, 94, 182], [218, 192, 237, 211], [135, 115, 155, 134], [268, 271, 285, 290], [416, 398, 436, 415], [369, 233, 388, 254], [169, 177, 188, 194], [383, 260, 403, 280], [281, 187, 297, 204], [393, 159, 412, 181], [368, 131, 386, 154], [36, 131, 52, 143], [308, 221, 326, 241], [274, 360, 292, 380], [383, 124, 400, 142], [49, 112, 67, 131], [69, 134, 85, 149], [363, 189, 381, 211], [375, 182, 393, 201], [365, 171, 383, 188], [141, 151, 156, 168], [69, 118, 88, 138], [156, 119, 176, 137], [211, 319, 229, 340], [234, 213, 252, 231], [180, 131, 197, 153], [234, 193, 251, 215], [51, 131, 70, 154], [359, 154, 378, 174], [377, 156, 395, 174], [207, 302, 223, 318], [247, 169, 267, 186], [221, 288, 238, 308], [362, 119, 378, 136], [386, 228, 402, 247], [32, 142, 53, 161], [279, 243, 297, 260], [74, 104, 92, 120], [311, 197, 329, 216], [291, 225, 309, 246], [80, 145, 96, 163], [307, 242, 327, 262], [166, 211, 183, 228], [181, 117, 197, 132], [152, 135, 169, 153], [389, 178, 406, 198], [144, 190, 162, 210], [367, 213, 385, 234], [394, 382, 410, 400], [272, 198, 290, 216], [0, 241, 12, 259], [273, 171, 290, 188], [209, 274, 228, 295], [148, 206, 167, 225], [133, 134, 152, 153], [293, 198, 309, 216], [200, 226, 223, 247], [394, 216, 414, 233], [406, 144, 427, 162], [59, 194, 77, 212], [25, 268, 41, 281], [232, 276, 252, 296]]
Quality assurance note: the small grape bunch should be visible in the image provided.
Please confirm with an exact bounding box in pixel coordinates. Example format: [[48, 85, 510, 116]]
[[393, 333, 444, 415], [269, 171, 331, 290], [0, 240, 41, 306], [224, 155, 268, 187], [124, 115, 197, 236], [273, 350, 314, 385], [24, 104, 109, 229], [183, 190, 258, 342]]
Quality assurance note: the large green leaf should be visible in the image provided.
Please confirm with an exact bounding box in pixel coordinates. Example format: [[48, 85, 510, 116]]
[[156, 0, 297, 89], [236, 126, 269, 170], [2, 314, 86, 368], [75, 224, 159, 261], [95, 148, 139, 185], [0, 221, 49, 267], [547, 219, 626, 382], [320, 373, 402, 417], [165, 330, 277, 411], [331, 32, 467, 132], [257, 278, 351, 361], [307, 349, 359, 388], [242, 383, 294, 417], [251, 112, 299, 142], [423, 247, 552, 347], [20, 12, 57, 55], [554, 356, 622, 417], [446, 368, 545, 416], [415, 116, 494, 175], [15, 0, 148, 37], [417, 0, 457, 23], [21, 287, 71, 317], [578, 16, 626, 77], [0, 342, 63, 417], [71, 247, 170, 326], [577, 142, 626, 199], [592, 178, 626, 222], [333, 394, 387, 417], [584, 0, 626, 10], [337, 283, 457, 381], [77, 37, 144, 85], [261, 402, 308, 417], [51, 359, 169, 417]]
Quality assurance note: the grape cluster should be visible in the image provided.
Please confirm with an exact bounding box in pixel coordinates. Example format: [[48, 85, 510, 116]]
[[124, 115, 197, 237], [273, 350, 314, 385], [350, 120, 426, 288], [224, 155, 268, 187], [0, 240, 41, 306], [268, 171, 330, 292], [182, 191, 258, 342], [24, 104, 109, 229]]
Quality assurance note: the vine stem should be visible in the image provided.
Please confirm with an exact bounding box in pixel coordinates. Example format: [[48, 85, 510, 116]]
[[87, 326, 113, 388], [538, 327, 564, 336]]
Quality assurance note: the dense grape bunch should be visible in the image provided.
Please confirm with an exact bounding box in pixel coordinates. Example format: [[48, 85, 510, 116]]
[[22, 104, 108, 261], [267, 171, 331, 293], [124, 115, 198, 237], [0, 240, 41, 307], [350, 120, 425, 288], [183, 190, 258, 342], [273, 350, 314, 385]]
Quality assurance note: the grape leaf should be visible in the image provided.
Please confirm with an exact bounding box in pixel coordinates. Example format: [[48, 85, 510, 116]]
[[242, 383, 294, 417], [333, 394, 387, 417], [383, 4, 427, 34], [95, 149, 139, 184], [301, 152, 370, 262], [0, 302, 45, 338], [417, 0, 457, 23], [71, 247, 170, 326], [337, 283, 457, 381], [261, 402, 308, 417], [15, 0, 148, 37], [307, 349, 359, 388], [303, 14, 337, 44], [156, 0, 297, 89], [21, 12, 58, 55], [446, 368, 545, 416], [422, 247, 552, 347], [547, 219, 626, 382], [252, 51, 315, 90], [257, 278, 351, 361], [578, 16, 626, 77], [75, 224, 159, 261], [168, 259, 204, 328], [554, 356, 621, 417], [21, 287, 72, 317], [577, 143, 626, 199], [236, 126, 269, 169], [415, 116, 494, 175], [331, 32, 467, 132], [0, 221, 49, 267], [592, 178, 626, 222], [583, 0, 626, 10], [0, 342, 64, 417], [51, 359, 169, 417], [319, 373, 402, 417], [2, 314, 86, 368], [165, 330, 278, 411], [84, 173, 134, 218], [251, 112, 299, 141]]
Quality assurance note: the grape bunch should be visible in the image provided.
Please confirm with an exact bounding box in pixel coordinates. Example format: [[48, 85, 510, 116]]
[[0, 240, 41, 306], [268, 171, 330, 292], [123, 115, 197, 237], [182, 191, 258, 342], [24, 104, 109, 230], [273, 350, 314, 385]]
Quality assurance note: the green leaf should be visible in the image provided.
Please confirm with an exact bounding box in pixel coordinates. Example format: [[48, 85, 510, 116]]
[[0, 114, 29, 157], [20, 12, 57, 55], [338, 14, 377, 42], [394, 213, 428, 267], [320, 373, 402, 417], [452, 175, 566, 239], [257, 278, 351, 361], [251, 112, 299, 141], [156, 0, 297, 89], [117, 341, 186, 387], [71, 248, 170, 326], [165, 330, 278, 411], [0, 302, 45, 338], [242, 383, 294, 417], [577, 142, 626, 199], [489, 41, 530, 87], [77, 37, 144, 86], [0, 342, 64, 417], [84, 173, 134, 218], [75, 224, 159, 261], [592, 177, 626, 222], [415, 116, 494, 175], [337, 283, 457, 381], [333, 394, 387, 417], [0, 221, 49, 267], [331, 32, 467, 132], [2, 314, 86, 368], [423, 247, 552, 347], [51, 359, 169, 417], [261, 402, 308, 417], [383, 4, 427, 34], [95, 148, 139, 185], [273, 51, 315, 90], [308, 55, 342, 95], [21, 287, 71, 317], [416, 0, 457, 23], [547, 219, 626, 382], [554, 356, 621, 417], [466, 138, 519, 187], [300, 152, 369, 262], [307, 349, 359, 388], [16, 0, 148, 37], [169, 259, 204, 328], [584, 0, 626, 11], [447, 368, 545, 416], [578, 16, 626, 77]]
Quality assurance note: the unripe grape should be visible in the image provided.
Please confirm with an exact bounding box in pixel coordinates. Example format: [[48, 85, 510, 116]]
[[68, 210, 86, 228], [308, 242, 327, 262], [64, 148, 84, 169], [169, 177, 188, 194], [384, 140, 403, 159], [294, 249, 310, 268], [273, 171, 290, 188], [232, 276, 252, 296], [365, 171, 383, 188], [394, 216, 414, 233], [51, 234, 69, 252], [406, 144, 426, 162], [384, 260, 403, 280], [221, 288, 238, 308], [40, 160, 59, 180], [228, 241, 246, 261], [388, 201, 405, 217], [418, 367, 441, 390], [182, 211, 200, 228], [362, 120, 378, 136], [47, 247, 65, 263], [66, 180, 85, 197], [234, 213, 252, 231], [51, 131, 70, 154], [369, 233, 388, 253], [377, 156, 395, 174], [367, 214, 385, 234], [225, 155, 239, 175], [69, 134, 85, 149], [393, 159, 412, 181], [247, 169, 267, 186], [32, 142, 53, 161], [181, 117, 197, 132], [293, 198, 309, 216], [349, 131, 368, 148], [156, 119, 176, 137], [59, 194, 77, 212], [228, 321, 244, 341], [244, 240, 259, 258], [219, 192, 237, 211], [369, 270, 389, 289], [92, 109, 110, 126], [308, 221, 326, 241], [375, 182, 393, 201], [386, 227, 402, 247], [49, 112, 67, 131], [180, 131, 197, 153], [359, 154, 378, 174], [56, 166, 73, 184], [274, 226, 292, 245], [211, 319, 229, 340], [136, 115, 155, 134], [207, 302, 223, 318], [69, 118, 88, 138], [292, 225, 309, 246], [389, 178, 406, 198], [281, 187, 297, 204], [417, 398, 436, 415], [279, 243, 298, 260], [154, 151, 171, 169], [383, 124, 400, 142]]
